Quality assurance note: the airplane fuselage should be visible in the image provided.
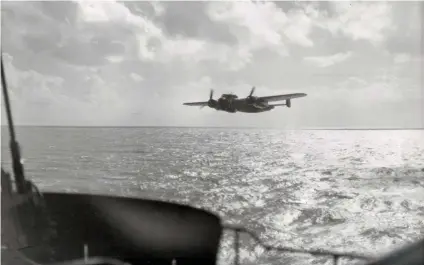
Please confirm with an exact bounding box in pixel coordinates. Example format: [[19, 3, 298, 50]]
[[210, 96, 275, 113]]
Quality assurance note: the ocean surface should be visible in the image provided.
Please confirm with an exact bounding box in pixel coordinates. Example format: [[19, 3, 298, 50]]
[[1, 127, 424, 265]]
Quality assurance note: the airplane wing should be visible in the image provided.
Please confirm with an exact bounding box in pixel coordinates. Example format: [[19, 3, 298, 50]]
[[183, 101, 209, 106], [258, 93, 307, 102]]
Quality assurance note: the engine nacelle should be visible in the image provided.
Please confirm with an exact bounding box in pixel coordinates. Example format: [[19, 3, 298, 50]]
[[208, 99, 218, 109], [286, 99, 291, 108], [246, 96, 257, 105]]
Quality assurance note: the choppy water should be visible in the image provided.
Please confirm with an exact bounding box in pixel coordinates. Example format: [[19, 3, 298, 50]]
[[1, 127, 424, 265]]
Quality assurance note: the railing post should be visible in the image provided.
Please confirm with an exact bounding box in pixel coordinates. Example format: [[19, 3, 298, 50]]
[[234, 229, 240, 265]]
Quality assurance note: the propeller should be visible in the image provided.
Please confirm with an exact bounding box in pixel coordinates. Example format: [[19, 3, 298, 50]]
[[201, 89, 215, 109], [246, 86, 257, 104], [249, 86, 255, 97]]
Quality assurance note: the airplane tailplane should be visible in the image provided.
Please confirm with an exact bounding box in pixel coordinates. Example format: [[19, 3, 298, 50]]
[[270, 99, 291, 108]]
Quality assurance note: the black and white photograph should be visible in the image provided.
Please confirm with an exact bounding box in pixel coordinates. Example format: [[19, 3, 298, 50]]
[[1, 1, 423, 265]]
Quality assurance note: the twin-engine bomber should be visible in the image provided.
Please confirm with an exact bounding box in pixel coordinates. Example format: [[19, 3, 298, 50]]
[[183, 86, 307, 113]]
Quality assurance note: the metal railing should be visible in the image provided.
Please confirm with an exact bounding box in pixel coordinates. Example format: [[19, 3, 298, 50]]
[[224, 225, 371, 265]]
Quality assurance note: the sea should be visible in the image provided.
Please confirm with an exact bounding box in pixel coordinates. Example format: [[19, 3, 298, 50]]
[[1, 127, 424, 265]]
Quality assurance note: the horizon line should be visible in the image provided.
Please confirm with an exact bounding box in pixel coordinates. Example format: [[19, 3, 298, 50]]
[[1, 125, 423, 130]]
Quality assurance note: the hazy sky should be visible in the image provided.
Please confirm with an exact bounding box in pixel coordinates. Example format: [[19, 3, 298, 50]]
[[1, 1, 423, 128]]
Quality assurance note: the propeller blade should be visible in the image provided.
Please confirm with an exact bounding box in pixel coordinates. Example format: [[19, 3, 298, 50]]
[[249, 86, 255, 97], [209, 89, 214, 100]]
